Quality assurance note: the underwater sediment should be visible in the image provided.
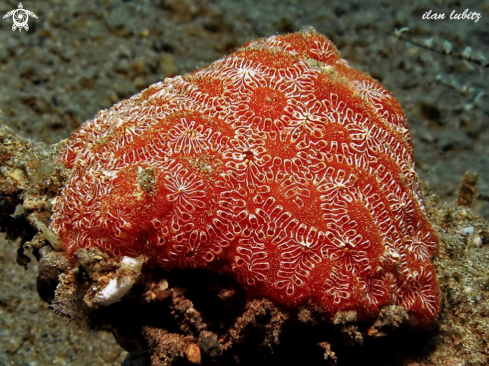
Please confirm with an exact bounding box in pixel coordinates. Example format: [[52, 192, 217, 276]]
[[0, 27, 488, 366]]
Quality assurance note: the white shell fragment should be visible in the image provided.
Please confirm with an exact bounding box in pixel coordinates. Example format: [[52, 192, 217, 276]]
[[473, 234, 483, 248], [458, 226, 475, 241], [94, 256, 144, 306]]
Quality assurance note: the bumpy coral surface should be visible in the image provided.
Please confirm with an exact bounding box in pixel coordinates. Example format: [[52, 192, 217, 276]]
[[51, 29, 440, 324]]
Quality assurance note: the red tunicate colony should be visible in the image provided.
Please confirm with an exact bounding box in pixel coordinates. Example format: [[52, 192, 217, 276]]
[[51, 29, 440, 324]]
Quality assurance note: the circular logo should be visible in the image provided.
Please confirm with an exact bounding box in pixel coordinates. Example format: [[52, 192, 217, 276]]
[[12, 8, 29, 30], [3, 3, 38, 32]]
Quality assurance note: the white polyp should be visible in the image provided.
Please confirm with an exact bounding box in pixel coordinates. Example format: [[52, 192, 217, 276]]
[[94, 256, 144, 306]]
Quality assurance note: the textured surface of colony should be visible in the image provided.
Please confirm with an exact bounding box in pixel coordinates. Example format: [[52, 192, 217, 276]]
[[51, 29, 440, 324]]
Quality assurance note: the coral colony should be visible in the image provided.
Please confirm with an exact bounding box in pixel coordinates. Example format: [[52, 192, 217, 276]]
[[50, 28, 440, 324]]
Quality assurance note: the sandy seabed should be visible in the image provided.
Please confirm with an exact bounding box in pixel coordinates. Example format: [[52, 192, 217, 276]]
[[0, 0, 488, 365]]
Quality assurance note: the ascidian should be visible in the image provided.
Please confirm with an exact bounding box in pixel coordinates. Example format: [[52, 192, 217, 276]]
[[50, 28, 440, 325]]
